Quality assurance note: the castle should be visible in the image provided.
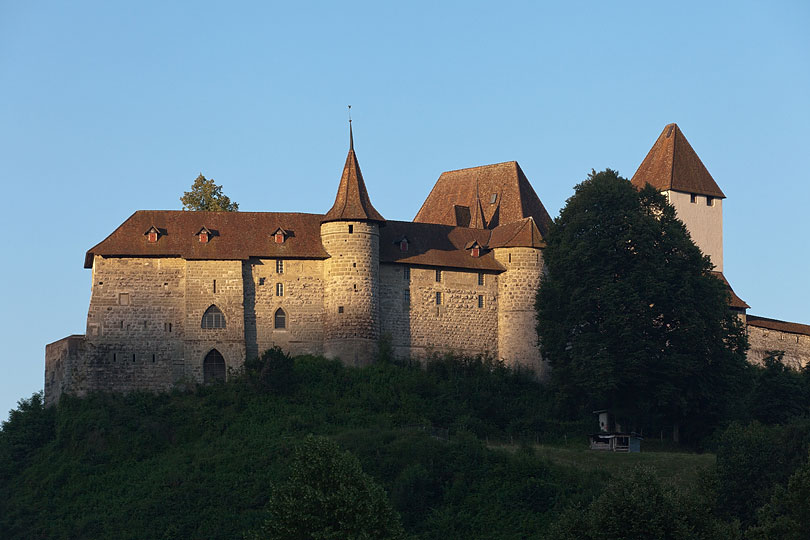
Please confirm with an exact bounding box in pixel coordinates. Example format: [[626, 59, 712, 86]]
[[44, 124, 810, 405]]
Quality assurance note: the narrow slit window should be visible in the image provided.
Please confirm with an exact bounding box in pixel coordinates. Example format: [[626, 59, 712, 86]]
[[276, 259, 284, 274], [435, 269, 442, 282], [478, 272, 484, 286], [348, 225, 354, 234], [436, 292, 442, 305], [213, 279, 216, 293], [403, 266, 410, 280], [478, 295, 484, 308], [276, 283, 284, 297]]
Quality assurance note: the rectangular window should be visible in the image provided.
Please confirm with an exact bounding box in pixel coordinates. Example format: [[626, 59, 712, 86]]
[[213, 279, 216, 293], [348, 225, 353, 234], [435, 269, 442, 282], [706, 196, 714, 207], [690, 194, 697, 203], [276, 259, 284, 274], [403, 290, 410, 309], [338, 306, 344, 313], [436, 292, 442, 305], [258, 277, 265, 286], [276, 283, 284, 297], [403, 266, 410, 280], [478, 295, 484, 308], [118, 292, 130, 305], [478, 272, 484, 286]]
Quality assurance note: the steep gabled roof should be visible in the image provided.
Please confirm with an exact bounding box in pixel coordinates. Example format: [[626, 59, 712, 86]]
[[85, 211, 329, 267], [322, 126, 385, 223], [414, 161, 552, 236], [711, 271, 750, 310], [631, 123, 725, 199]]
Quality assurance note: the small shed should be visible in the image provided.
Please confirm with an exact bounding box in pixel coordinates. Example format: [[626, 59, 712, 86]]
[[589, 409, 642, 452]]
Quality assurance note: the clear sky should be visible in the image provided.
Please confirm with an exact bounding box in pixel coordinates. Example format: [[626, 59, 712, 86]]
[[1, 0, 808, 420]]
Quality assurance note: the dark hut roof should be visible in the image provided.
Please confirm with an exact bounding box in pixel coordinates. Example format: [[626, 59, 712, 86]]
[[631, 123, 725, 198], [85, 211, 329, 268], [322, 127, 385, 223], [414, 161, 552, 236]]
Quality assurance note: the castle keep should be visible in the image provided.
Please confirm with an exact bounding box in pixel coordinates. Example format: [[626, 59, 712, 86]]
[[45, 124, 810, 405]]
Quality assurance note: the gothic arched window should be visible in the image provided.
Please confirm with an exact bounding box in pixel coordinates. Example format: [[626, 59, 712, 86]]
[[203, 349, 226, 383], [201, 305, 226, 329], [274, 308, 286, 329]]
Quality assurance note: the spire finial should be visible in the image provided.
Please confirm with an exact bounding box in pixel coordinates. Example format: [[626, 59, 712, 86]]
[[348, 105, 353, 150]]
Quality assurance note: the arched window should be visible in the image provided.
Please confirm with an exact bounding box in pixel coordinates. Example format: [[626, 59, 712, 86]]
[[274, 308, 286, 329], [201, 305, 226, 329], [203, 349, 226, 383]]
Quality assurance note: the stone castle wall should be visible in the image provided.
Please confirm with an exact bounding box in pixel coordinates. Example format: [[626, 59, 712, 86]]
[[244, 257, 326, 359], [321, 221, 380, 365], [747, 326, 810, 370], [379, 264, 499, 359], [494, 247, 546, 375]]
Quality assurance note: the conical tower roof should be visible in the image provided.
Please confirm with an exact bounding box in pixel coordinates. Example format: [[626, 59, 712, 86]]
[[631, 123, 725, 198], [322, 125, 385, 223]]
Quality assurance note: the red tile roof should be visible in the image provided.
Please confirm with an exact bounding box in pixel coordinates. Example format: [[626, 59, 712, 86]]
[[84, 211, 329, 268], [322, 127, 385, 223], [414, 161, 552, 236], [711, 271, 750, 309], [631, 123, 725, 199], [747, 315, 810, 337]]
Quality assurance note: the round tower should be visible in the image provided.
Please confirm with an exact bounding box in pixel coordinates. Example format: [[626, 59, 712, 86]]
[[493, 225, 547, 376], [320, 124, 385, 366]]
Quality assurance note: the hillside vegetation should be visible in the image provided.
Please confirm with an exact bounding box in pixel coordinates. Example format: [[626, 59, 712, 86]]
[[2, 350, 810, 539]]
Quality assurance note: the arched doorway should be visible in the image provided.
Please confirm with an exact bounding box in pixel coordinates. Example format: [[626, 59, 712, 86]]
[[203, 349, 226, 383]]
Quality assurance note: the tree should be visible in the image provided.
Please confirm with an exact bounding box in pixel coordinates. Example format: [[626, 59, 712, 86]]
[[180, 174, 239, 211], [535, 169, 748, 441], [249, 435, 405, 540]]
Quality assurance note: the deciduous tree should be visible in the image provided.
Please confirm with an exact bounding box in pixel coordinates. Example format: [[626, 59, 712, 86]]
[[535, 169, 748, 441]]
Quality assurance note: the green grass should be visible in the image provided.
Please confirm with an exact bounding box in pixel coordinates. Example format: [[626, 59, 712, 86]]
[[490, 441, 715, 490]]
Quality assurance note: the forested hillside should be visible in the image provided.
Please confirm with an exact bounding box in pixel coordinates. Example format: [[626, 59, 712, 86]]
[[2, 350, 809, 539]]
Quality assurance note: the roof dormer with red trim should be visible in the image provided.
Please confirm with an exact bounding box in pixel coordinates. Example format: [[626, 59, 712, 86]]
[[196, 227, 214, 243]]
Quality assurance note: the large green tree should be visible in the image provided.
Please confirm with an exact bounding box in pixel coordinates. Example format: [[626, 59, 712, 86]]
[[180, 173, 239, 211], [536, 169, 748, 441], [250, 435, 405, 540]]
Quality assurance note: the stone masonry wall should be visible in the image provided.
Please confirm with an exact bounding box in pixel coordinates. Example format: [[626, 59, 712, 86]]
[[244, 258, 325, 359], [183, 260, 246, 381], [494, 247, 546, 375], [380, 263, 499, 359], [321, 221, 380, 365], [747, 326, 810, 370]]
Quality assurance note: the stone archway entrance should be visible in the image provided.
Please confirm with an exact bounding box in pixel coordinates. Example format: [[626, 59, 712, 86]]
[[203, 349, 226, 383]]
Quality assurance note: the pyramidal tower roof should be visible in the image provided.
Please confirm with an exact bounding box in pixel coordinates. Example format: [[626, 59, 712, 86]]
[[631, 123, 725, 199], [322, 124, 385, 223]]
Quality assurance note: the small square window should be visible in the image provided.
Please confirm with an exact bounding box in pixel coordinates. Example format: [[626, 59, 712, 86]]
[[276, 283, 284, 297], [276, 260, 284, 274], [435, 269, 442, 282], [338, 306, 344, 313], [258, 277, 265, 286]]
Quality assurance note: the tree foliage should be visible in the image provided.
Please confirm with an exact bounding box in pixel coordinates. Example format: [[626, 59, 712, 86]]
[[250, 435, 405, 540], [536, 169, 748, 440], [180, 174, 239, 211]]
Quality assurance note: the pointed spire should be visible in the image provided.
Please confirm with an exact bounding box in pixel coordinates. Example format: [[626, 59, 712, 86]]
[[322, 120, 385, 223], [631, 123, 725, 198]]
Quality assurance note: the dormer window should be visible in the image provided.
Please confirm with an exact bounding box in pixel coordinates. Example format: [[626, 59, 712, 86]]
[[145, 226, 161, 243], [396, 237, 409, 252], [706, 196, 714, 207], [272, 227, 288, 244], [196, 227, 213, 243], [465, 240, 484, 258]]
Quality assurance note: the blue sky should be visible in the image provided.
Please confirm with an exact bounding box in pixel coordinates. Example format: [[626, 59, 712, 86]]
[[2, 0, 808, 420]]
